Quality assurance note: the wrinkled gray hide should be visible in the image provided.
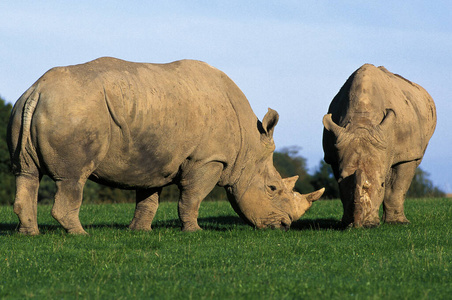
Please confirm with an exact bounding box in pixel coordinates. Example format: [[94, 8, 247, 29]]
[[323, 64, 436, 227], [8, 57, 323, 235]]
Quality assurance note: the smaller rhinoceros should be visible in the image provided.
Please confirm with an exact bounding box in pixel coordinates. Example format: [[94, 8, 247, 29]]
[[322, 64, 436, 228], [8, 57, 324, 235]]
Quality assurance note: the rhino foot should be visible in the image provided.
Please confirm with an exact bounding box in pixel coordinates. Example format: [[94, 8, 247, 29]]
[[360, 221, 380, 228], [383, 212, 410, 225], [18, 226, 40, 236], [67, 228, 89, 235], [181, 224, 202, 232]]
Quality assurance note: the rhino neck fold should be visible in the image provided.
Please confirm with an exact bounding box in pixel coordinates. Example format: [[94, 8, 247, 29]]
[[221, 88, 259, 188]]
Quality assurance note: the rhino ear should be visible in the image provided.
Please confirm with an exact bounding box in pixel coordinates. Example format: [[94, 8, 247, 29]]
[[262, 108, 279, 138], [378, 109, 395, 132], [323, 114, 344, 137]]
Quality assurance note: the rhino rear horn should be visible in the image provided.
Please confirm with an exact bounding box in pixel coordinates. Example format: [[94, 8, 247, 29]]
[[282, 176, 299, 191], [323, 114, 344, 136]]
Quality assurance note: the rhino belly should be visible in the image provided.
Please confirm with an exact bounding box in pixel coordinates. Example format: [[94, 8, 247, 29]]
[[90, 127, 203, 189], [91, 148, 186, 189]]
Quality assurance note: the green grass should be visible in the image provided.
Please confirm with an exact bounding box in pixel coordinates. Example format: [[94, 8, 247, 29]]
[[0, 198, 451, 299]]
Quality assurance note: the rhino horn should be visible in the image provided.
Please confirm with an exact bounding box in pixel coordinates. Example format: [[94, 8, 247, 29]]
[[292, 188, 325, 221], [305, 187, 325, 203], [281, 176, 324, 220], [281, 177, 326, 202], [282, 175, 299, 191], [323, 114, 345, 136], [353, 169, 372, 227]]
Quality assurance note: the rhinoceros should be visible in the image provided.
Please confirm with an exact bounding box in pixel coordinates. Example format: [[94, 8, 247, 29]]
[[322, 64, 436, 227], [8, 57, 324, 235]]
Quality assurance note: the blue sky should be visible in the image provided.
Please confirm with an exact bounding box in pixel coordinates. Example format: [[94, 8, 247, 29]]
[[1, 1, 451, 192]]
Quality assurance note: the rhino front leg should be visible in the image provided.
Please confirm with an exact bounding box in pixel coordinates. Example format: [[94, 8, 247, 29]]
[[383, 160, 419, 224], [178, 161, 223, 232], [51, 179, 87, 234], [129, 188, 161, 231], [14, 174, 41, 235]]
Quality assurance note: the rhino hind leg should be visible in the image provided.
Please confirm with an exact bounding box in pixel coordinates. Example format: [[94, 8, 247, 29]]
[[383, 160, 419, 224], [14, 173, 41, 235], [129, 188, 161, 231], [178, 161, 224, 232], [51, 179, 88, 234]]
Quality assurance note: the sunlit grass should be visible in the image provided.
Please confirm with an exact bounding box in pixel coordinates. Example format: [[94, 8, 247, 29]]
[[0, 198, 450, 299]]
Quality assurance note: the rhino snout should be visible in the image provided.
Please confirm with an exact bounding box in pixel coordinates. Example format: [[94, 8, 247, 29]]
[[351, 170, 382, 228], [254, 215, 292, 230], [280, 220, 291, 231], [267, 221, 291, 231]]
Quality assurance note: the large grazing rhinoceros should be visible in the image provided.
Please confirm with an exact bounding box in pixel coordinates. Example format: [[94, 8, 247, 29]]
[[322, 64, 436, 228], [8, 57, 324, 235]]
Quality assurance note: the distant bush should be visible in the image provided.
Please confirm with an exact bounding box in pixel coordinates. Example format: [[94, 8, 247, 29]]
[[0, 96, 14, 205], [407, 168, 445, 198]]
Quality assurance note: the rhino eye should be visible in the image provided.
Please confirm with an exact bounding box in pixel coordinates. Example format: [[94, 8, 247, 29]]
[[268, 185, 277, 192]]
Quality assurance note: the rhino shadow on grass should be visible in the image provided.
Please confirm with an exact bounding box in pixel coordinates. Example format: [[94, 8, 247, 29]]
[[290, 218, 343, 231], [183, 216, 343, 231], [0, 223, 20, 235], [1, 216, 342, 234], [0, 223, 61, 235]]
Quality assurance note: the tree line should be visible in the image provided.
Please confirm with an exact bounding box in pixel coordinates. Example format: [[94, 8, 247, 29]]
[[0, 96, 445, 205]]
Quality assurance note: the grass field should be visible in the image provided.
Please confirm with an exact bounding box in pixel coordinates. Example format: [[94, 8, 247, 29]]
[[0, 198, 451, 299]]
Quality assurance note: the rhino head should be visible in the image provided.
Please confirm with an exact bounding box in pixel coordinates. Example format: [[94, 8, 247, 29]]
[[229, 170, 324, 230], [227, 109, 324, 230], [323, 110, 395, 227]]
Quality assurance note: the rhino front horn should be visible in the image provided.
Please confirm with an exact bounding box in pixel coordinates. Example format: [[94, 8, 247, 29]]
[[292, 188, 325, 221], [305, 187, 325, 203]]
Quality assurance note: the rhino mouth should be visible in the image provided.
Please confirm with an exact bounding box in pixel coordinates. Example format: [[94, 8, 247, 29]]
[[257, 221, 291, 231], [256, 210, 292, 230], [280, 221, 291, 231]]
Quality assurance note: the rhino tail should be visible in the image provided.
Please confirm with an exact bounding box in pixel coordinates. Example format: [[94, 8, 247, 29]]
[[13, 86, 41, 174]]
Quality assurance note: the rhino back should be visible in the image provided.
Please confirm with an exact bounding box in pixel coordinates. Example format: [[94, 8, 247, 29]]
[[378, 66, 436, 156], [23, 57, 253, 188], [325, 64, 436, 164]]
